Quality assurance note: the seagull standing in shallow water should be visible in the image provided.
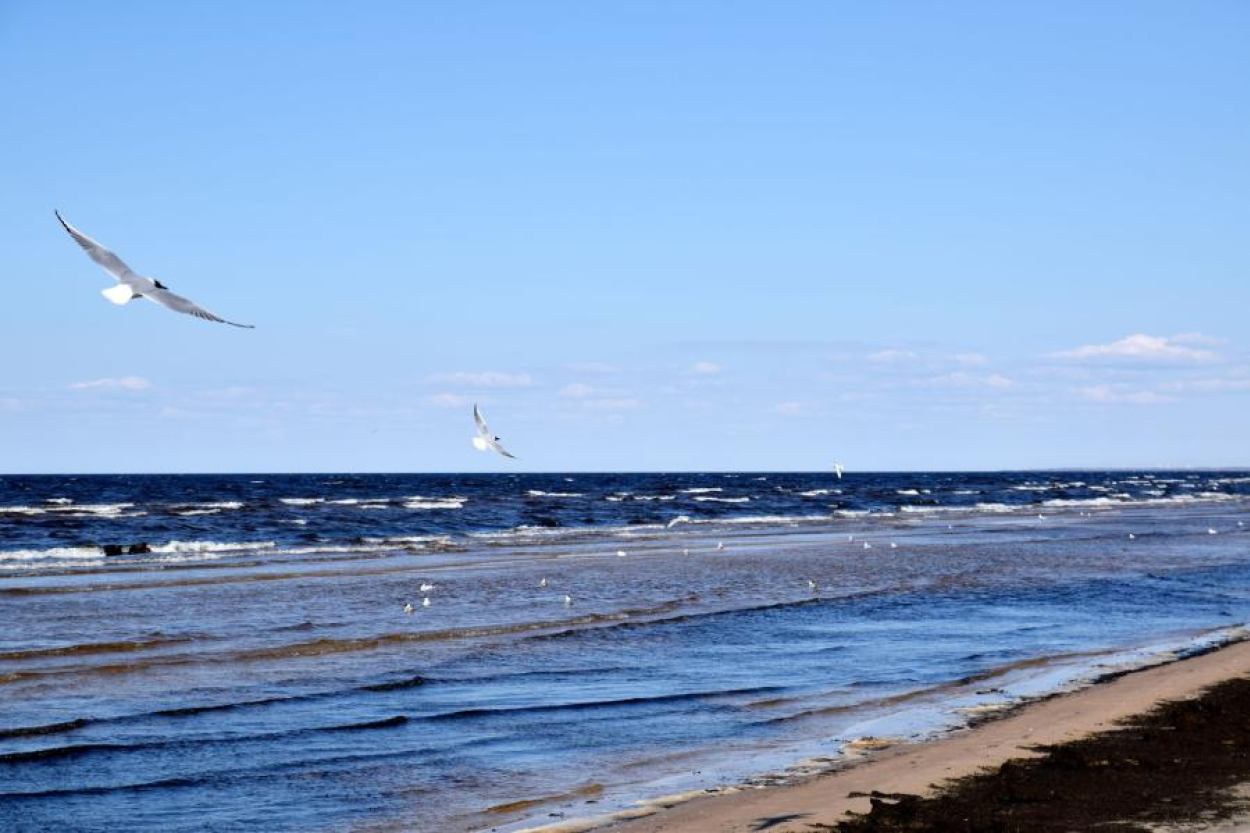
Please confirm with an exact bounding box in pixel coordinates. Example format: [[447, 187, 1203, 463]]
[[422, 597, 431, 608], [403, 603, 414, 615], [471, 404, 517, 459], [834, 463, 845, 479], [55, 212, 253, 328]]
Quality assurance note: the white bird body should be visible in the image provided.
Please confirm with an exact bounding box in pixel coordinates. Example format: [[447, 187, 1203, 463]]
[[716, 541, 725, 551], [807, 579, 818, 591], [1128, 533, 1136, 540], [834, 462, 845, 479], [616, 549, 627, 557], [55, 212, 253, 328], [563, 594, 573, 606], [862, 541, 871, 549], [403, 603, 414, 615], [472, 404, 517, 459], [1208, 528, 1218, 535], [422, 597, 431, 607], [539, 577, 548, 587], [419, 582, 435, 592], [890, 542, 898, 549]]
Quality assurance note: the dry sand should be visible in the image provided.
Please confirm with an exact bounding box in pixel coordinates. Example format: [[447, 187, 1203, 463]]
[[573, 639, 1250, 833]]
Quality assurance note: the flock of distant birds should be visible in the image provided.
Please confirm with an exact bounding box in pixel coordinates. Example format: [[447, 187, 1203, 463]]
[[54, 213, 1244, 616]]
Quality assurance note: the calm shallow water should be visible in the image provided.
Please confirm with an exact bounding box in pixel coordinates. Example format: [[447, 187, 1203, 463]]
[[0, 471, 1248, 831]]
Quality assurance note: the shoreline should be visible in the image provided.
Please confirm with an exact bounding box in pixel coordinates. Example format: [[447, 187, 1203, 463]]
[[525, 634, 1250, 833]]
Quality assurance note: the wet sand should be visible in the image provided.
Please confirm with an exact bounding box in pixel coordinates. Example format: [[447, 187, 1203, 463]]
[[574, 638, 1250, 833]]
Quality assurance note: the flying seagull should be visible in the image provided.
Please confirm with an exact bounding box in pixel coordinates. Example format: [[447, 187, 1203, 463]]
[[55, 212, 253, 328], [472, 404, 517, 459]]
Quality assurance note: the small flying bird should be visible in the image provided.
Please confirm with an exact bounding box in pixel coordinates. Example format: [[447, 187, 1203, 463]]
[[539, 577, 548, 588], [422, 597, 431, 607], [563, 594, 573, 606], [419, 582, 436, 592], [55, 212, 253, 328], [667, 515, 691, 529], [403, 603, 414, 615], [471, 404, 517, 459], [834, 463, 845, 479]]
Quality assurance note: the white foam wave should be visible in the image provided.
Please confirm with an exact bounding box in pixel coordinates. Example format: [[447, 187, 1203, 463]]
[[403, 498, 466, 510], [693, 496, 751, 503], [526, 490, 586, 498], [682, 488, 723, 494], [280, 498, 324, 506]]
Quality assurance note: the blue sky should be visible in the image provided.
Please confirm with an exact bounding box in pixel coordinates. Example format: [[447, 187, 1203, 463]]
[[2, 2, 1247, 472]]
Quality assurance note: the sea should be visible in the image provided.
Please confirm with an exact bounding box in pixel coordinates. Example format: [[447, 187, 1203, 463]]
[[1, 470, 1248, 831]]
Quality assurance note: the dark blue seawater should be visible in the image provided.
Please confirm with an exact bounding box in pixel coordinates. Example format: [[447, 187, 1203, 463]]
[[0, 471, 1248, 831]]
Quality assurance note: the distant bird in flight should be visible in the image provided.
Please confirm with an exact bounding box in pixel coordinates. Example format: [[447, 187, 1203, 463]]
[[472, 404, 517, 459], [834, 463, 845, 479], [55, 212, 253, 328]]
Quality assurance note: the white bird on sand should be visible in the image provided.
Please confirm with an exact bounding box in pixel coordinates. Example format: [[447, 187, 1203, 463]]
[[667, 515, 691, 529], [471, 404, 517, 459], [55, 212, 254, 328], [563, 594, 573, 606], [422, 597, 431, 607], [716, 541, 725, 551], [616, 549, 627, 557], [403, 603, 414, 615], [834, 463, 845, 479], [539, 577, 548, 588], [419, 582, 435, 592]]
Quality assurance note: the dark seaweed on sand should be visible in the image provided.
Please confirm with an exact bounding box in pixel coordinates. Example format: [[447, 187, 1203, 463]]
[[829, 676, 1250, 832]]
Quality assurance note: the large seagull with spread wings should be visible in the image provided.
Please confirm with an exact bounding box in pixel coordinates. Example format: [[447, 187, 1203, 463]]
[[55, 211, 254, 328], [472, 404, 517, 459]]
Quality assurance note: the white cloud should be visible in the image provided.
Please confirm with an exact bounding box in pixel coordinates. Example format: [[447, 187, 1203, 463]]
[[1161, 378, 1250, 394], [920, 372, 1016, 389], [580, 397, 643, 412], [773, 401, 807, 416], [69, 377, 151, 391], [1077, 384, 1175, 405], [1171, 333, 1225, 347], [424, 392, 472, 408], [1055, 334, 1220, 363], [868, 349, 917, 363], [690, 361, 721, 375], [559, 383, 597, 399], [428, 371, 533, 388], [949, 353, 989, 366], [567, 362, 619, 374]]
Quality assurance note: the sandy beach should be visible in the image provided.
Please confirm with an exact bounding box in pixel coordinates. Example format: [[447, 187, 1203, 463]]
[[569, 638, 1250, 832]]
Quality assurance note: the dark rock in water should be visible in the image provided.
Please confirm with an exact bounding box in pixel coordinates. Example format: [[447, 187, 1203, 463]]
[[100, 543, 152, 556]]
